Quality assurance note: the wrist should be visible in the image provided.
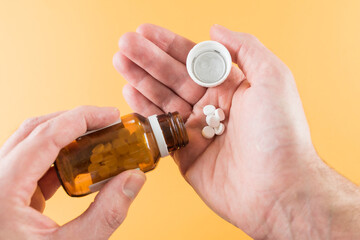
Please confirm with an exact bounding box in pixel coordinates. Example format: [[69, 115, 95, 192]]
[[258, 157, 360, 240]]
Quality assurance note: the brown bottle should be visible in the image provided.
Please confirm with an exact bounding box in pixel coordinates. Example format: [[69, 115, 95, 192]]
[[54, 112, 188, 197]]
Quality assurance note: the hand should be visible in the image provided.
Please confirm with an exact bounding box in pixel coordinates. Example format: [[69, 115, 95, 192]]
[[114, 24, 360, 239], [0, 106, 146, 240]]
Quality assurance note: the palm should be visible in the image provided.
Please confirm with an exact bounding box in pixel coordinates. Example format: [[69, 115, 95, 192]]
[[180, 73, 312, 227], [114, 24, 316, 233]]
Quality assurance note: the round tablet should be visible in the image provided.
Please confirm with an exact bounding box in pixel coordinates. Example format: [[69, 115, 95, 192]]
[[214, 108, 225, 121], [203, 105, 216, 115], [202, 126, 215, 139], [206, 115, 220, 128], [214, 123, 225, 135]]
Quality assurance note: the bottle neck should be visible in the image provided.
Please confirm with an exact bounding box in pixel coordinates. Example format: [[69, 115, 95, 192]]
[[155, 112, 189, 153]]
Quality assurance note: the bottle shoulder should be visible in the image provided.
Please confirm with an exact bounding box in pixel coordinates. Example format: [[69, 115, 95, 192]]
[[122, 113, 148, 126]]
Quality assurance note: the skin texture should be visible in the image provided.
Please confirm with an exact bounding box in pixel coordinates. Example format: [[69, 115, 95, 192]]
[[0, 106, 146, 240], [113, 24, 360, 239], [1, 24, 360, 240]]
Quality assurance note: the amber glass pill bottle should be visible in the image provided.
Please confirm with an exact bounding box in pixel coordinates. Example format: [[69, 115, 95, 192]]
[[54, 112, 188, 197]]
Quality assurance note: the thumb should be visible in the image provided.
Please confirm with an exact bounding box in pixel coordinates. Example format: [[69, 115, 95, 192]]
[[53, 169, 146, 240], [210, 24, 290, 83]]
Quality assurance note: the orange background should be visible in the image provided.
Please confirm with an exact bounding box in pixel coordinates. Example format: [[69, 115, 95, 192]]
[[1, 1, 360, 239]]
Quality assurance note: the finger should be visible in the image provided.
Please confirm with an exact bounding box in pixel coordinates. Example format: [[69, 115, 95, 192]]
[[123, 84, 164, 117], [0, 111, 65, 158], [4, 106, 120, 202], [38, 167, 61, 200], [136, 23, 196, 64], [118, 32, 206, 105], [210, 24, 291, 84], [113, 52, 192, 118], [53, 170, 146, 240]]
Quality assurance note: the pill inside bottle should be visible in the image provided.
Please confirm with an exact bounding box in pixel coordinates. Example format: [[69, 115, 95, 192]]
[[54, 112, 188, 197]]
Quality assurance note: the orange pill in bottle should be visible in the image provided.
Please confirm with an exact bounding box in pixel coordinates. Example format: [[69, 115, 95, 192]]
[[54, 112, 189, 197]]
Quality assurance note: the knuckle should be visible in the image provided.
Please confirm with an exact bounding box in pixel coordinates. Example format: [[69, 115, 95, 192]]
[[20, 117, 41, 133], [261, 62, 293, 81], [136, 23, 152, 35], [115, 53, 131, 74], [118, 32, 138, 50], [32, 120, 52, 137], [77, 105, 95, 119], [103, 207, 127, 231], [122, 84, 132, 97], [74, 105, 94, 119], [112, 51, 123, 69], [74, 105, 90, 113], [29, 120, 62, 153], [240, 32, 259, 43]]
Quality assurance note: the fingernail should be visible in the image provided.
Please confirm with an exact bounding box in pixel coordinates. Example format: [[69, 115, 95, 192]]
[[123, 172, 146, 200]]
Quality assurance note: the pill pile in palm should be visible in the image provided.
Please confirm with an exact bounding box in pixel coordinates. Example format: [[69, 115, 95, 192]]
[[201, 105, 225, 139]]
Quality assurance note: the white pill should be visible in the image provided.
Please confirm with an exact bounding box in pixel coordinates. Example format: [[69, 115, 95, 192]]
[[214, 108, 225, 121], [206, 114, 220, 128], [202, 126, 215, 139], [203, 105, 216, 116], [214, 123, 225, 135]]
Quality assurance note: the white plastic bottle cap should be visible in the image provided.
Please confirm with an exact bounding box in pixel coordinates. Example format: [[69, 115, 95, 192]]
[[186, 41, 232, 87], [214, 123, 225, 135], [206, 114, 220, 128], [203, 104, 216, 116], [148, 115, 169, 158], [214, 108, 225, 121], [202, 126, 215, 139]]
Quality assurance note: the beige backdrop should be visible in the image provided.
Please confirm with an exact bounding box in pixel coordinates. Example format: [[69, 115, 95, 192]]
[[1, 1, 360, 239]]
